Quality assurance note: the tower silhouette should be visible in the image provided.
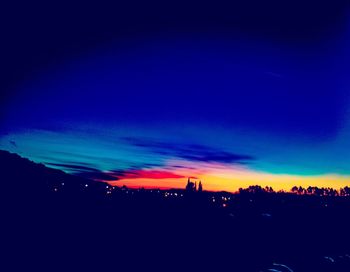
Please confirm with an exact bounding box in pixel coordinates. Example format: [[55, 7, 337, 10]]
[[198, 181, 203, 192], [185, 178, 196, 192], [185, 178, 203, 192]]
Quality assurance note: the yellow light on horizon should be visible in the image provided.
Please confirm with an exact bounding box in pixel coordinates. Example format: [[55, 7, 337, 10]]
[[107, 169, 350, 193]]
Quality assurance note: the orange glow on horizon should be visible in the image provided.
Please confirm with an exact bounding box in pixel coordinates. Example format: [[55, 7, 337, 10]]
[[107, 170, 350, 192]]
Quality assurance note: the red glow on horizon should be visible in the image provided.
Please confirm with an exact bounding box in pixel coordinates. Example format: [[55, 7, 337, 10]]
[[119, 169, 187, 180]]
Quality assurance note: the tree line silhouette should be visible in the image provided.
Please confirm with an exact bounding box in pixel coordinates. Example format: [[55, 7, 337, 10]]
[[238, 185, 350, 197]]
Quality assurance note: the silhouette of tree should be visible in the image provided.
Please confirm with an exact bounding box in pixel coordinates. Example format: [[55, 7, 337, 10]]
[[297, 186, 306, 195], [291, 186, 298, 194]]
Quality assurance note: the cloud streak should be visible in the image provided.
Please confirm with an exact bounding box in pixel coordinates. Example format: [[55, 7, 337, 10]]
[[45, 162, 118, 181], [122, 137, 254, 164], [44, 159, 179, 182], [115, 169, 186, 180]]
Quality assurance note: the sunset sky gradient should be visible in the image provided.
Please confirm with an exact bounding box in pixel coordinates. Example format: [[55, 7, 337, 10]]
[[1, 2, 350, 191]]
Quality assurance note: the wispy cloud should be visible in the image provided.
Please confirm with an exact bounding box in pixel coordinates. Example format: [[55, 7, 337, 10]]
[[45, 162, 118, 181], [122, 137, 254, 164], [115, 169, 187, 180], [9, 140, 17, 147]]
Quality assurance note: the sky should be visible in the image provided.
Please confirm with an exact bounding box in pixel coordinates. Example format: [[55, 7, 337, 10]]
[[1, 1, 350, 191]]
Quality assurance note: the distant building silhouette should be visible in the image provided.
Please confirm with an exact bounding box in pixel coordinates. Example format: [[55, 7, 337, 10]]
[[185, 178, 203, 192], [186, 178, 195, 192], [198, 181, 203, 192]]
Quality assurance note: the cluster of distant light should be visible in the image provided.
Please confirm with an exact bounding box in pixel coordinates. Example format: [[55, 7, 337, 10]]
[[50, 182, 350, 213], [52, 180, 350, 194], [50, 182, 350, 201], [50, 181, 236, 208]]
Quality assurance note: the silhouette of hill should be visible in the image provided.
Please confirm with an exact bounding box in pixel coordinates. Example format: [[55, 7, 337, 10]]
[[0, 149, 106, 200]]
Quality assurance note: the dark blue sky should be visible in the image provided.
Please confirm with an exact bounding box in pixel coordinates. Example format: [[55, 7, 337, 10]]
[[3, 35, 348, 138], [1, 1, 350, 190]]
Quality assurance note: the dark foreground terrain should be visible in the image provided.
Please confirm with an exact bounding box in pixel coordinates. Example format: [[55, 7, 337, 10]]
[[1, 150, 350, 271]]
